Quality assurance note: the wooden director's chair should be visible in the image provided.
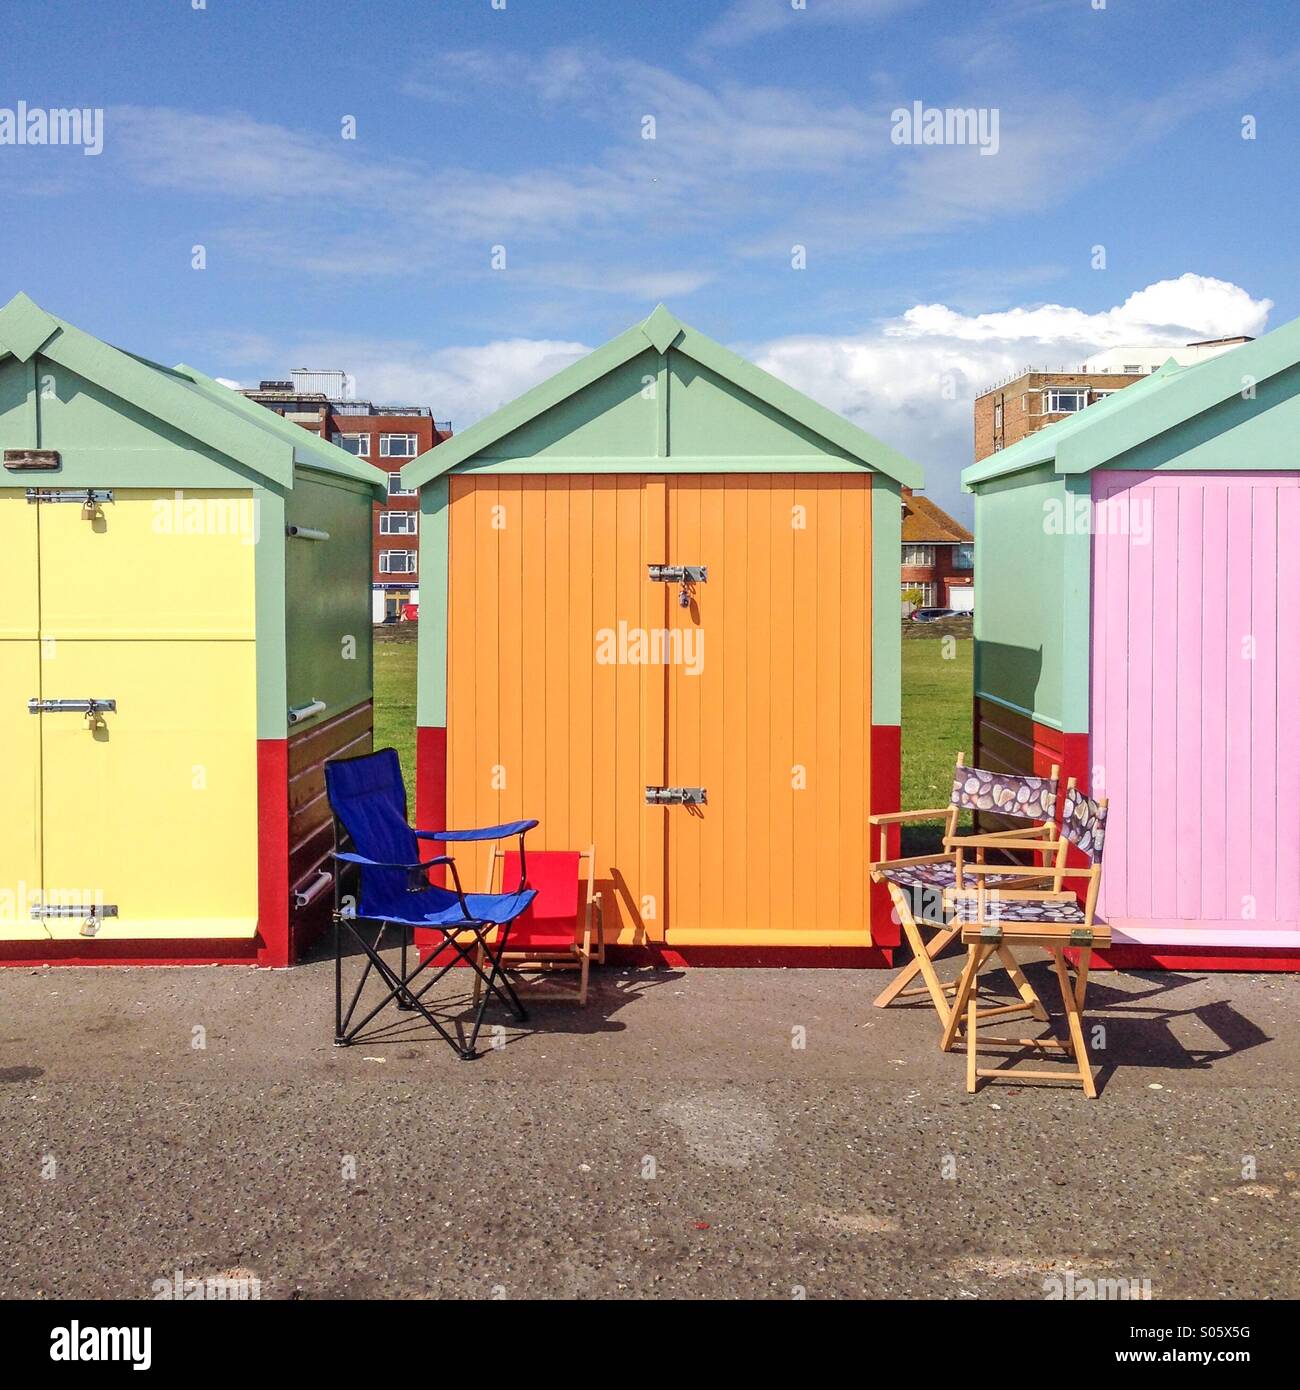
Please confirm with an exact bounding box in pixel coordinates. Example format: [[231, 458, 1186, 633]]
[[868, 754, 1064, 1029], [940, 787, 1111, 1098], [476, 844, 605, 1005]]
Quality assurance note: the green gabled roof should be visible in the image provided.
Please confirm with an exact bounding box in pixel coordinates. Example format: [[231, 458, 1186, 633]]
[[963, 315, 1300, 489], [0, 292, 386, 495], [400, 304, 923, 490], [172, 362, 387, 495]]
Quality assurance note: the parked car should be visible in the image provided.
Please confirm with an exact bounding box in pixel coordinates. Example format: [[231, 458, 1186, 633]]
[[909, 606, 961, 622]]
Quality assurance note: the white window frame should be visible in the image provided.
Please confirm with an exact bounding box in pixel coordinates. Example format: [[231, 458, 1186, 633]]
[[1045, 388, 1087, 414], [903, 544, 936, 567], [380, 511, 418, 536], [379, 550, 417, 575], [386, 471, 416, 498], [379, 433, 419, 458], [331, 432, 371, 457]]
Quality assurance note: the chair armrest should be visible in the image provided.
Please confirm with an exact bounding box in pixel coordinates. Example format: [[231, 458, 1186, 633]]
[[332, 851, 454, 872], [963, 824, 1053, 840], [949, 862, 1094, 880], [869, 808, 951, 826], [944, 834, 1065, 854], [419, 819, 539, 843], [868, 851, 952, 878]]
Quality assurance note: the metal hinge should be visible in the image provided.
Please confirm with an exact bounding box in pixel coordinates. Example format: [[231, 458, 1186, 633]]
[[645, 785, 707, 806], [648, 564, 707, 584], [1069, 928, 1095, 946], [28, 698, 117, 716]]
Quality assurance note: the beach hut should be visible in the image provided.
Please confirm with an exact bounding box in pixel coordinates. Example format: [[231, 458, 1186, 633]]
[[963, 320, 1300, 971], [399, 306, 922, 960], [0, 293, 386, 966]]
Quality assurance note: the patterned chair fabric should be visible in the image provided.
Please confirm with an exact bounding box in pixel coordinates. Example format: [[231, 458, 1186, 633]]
[[950, 766, 1057, 821], [1060, 786, 1107, 860], [948, 894, 1087, 925], [880, 861, 1028, 891]]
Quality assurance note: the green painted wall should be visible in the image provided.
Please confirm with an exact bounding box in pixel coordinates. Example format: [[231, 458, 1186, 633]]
[[972, 464, 1074, 732], [1096, 361, 1300, 474], [283, 468, 375, 730], [415, 478, 449, 729], [871, 475, 902, 725], [462, 345, 865, 471]]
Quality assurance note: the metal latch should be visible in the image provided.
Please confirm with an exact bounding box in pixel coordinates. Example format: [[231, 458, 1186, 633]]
[[648, 564, 707, 608], [645, 785, 707, 806], [29, 698, 116, 716], [26, 487, 113, 506], [648, 565, 707, 584], [31, 903, 118, 938]]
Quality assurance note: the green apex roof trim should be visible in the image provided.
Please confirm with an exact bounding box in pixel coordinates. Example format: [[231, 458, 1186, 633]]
[[400, 304, 923, 490], [963, 313, 1300, 490], [0, 292, 387, 496]]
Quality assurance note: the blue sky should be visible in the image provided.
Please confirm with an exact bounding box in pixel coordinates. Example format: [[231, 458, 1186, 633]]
[[3, 0, 1298, 518]]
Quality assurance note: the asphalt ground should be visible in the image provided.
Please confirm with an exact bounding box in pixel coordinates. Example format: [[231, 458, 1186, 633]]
[[1, 952, 1296, 1301]]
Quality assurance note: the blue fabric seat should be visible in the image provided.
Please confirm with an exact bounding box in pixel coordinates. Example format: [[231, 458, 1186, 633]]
[[323, 748, 539, 1059]]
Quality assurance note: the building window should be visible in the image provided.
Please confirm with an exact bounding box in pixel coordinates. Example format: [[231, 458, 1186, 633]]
[[380, 511, 418, 536], [387, 472, 416, 498], [903, 582, 937, 607], [953, 544, 974, 570], [1123, 364, 1141, 373], [902, 544, 935, 567], [993, 401, 1003, 430], [380, 433, 418, 458], [379, 550, 417, 575], [331, 432, 370, 456], [1045, 389, 1087, 413]]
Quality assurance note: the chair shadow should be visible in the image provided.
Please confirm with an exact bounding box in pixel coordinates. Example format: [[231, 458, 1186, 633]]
[[313, 925, 684, 1053], [887, 944, 1273, 1096]]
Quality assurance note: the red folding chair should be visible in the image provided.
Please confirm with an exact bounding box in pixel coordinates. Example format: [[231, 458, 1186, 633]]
[[475, 844, 605, 1005]]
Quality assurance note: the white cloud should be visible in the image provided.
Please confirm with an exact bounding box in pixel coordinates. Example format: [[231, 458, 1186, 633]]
[[746, 275, 1273, 519]]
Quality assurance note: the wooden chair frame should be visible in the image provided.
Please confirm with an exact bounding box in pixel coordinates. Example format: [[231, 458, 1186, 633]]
[[939, 811, 1110, 1098], [868, 754, 1062, 1029], [475, 844, 605, 1006]]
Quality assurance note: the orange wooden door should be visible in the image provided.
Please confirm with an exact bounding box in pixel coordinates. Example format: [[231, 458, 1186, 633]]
[[663, 475, 873, 945], [446, 472, 874, 950], [446, 475, 667, 945]]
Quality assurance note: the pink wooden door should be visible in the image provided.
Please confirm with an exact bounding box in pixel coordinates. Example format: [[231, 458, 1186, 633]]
[[1091, 472, 1300, 947]]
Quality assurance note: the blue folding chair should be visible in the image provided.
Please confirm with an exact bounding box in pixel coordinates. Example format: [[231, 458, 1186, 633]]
[[324, 748, 538, 1060]]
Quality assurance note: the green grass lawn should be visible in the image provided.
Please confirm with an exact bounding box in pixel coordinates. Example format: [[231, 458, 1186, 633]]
[[373, 633, 418, 790], [901, 635, 972, 852], [373, 628, 970, 848]]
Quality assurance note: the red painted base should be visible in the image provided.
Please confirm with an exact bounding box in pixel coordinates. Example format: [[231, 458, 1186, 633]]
[[870, 722, 902, 948], [1089, 946, 1300, 973]]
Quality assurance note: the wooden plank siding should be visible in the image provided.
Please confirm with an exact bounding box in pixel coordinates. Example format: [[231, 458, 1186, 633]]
[[1091, 472, 1300, 944]]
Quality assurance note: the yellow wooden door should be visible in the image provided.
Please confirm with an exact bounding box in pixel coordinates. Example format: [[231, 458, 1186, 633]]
[[664, 475, 873, 946], [0, 490, 42, 936], [28, 489, 258, 939], [36, 640, 258, 938], [446, 475, 667, 945]]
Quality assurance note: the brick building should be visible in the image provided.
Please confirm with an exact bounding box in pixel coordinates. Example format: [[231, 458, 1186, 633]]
[[242, 370, 452, 621], [901, 488, 974, 610], [973, 336, 1251, 461]]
